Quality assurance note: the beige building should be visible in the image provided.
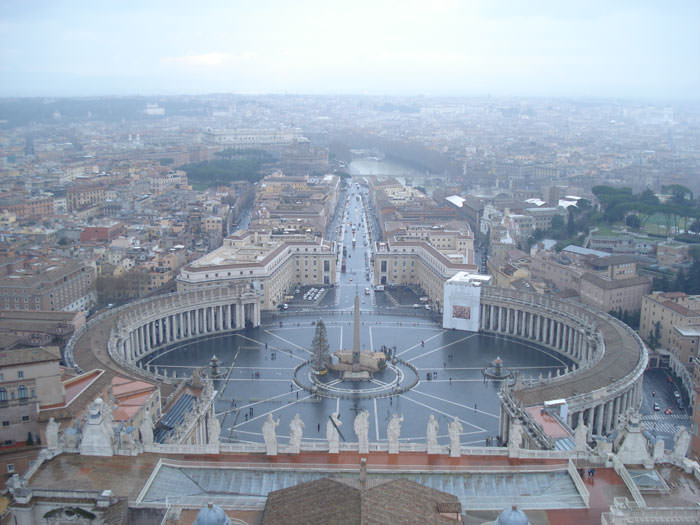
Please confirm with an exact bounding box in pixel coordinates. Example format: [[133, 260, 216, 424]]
[[177, 230, 337, 309], [579, 273, 652, 314], [0, 257, 96, 312], [373, 226, 477, 311], [66, 184, 105, 212], [640, 292, 700, 363], [251, 173, 340, 235], [0, 346, 63, 447], [530, 252, 651, 313]]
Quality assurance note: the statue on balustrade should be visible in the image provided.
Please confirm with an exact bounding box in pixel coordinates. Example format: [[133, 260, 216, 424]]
[[354, 409, 370, 454], [327, 412, 342, 454], [289, 413, 305, 454], [262, 413, 279, 456], [387, 414, 403, 454], [448, 417, 463, 457], [426, 414, 440, 454]]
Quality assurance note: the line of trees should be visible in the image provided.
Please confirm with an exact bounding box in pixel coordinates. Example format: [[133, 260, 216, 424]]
[[180, 149, 275, 187], [652, 246, 700, 295], [592, 185, 700, 234]]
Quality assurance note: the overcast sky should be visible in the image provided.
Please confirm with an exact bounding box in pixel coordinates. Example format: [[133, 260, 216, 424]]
[[1, 1, 698, 99]]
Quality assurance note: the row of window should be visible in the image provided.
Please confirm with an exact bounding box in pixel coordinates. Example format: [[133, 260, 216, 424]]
[[2, 415, 31, 426], [0, 384, 33, 401], [0, 370, 23, 380]]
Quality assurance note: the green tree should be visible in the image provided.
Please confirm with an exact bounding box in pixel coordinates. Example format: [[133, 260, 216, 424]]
[[639, 188, 660, 206], [567, 209, 575, 236], [672, 268, 687, 292], [689, 219, 700, 234], [663, 184, 693, 205], [625, 214, 641, 229], [310, 319, 331, 372]]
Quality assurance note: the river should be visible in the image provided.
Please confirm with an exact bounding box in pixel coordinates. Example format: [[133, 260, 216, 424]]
[[348, 157, 443, 194]]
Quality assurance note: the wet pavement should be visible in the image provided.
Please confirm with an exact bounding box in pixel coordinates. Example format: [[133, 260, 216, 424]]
[[147, 185, 573, 446]]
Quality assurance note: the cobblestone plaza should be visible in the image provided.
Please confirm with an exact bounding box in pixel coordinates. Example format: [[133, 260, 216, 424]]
[[148, 310, 572, 447]]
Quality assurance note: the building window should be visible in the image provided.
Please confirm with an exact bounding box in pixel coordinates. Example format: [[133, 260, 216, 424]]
[[17, 371, 23, 379], [18, 385, 27, 399], [6, 464, 14, 473], [2, 421, 8, 427], [22, 415, 30, 422]]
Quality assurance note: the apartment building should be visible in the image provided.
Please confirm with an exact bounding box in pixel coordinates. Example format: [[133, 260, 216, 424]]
[[640, 292, 700, 364], [177, 230, 336, 309], [79, 221, 126, 243], [66, 184, 105, 212], [0, 257, 96, 312], [373, 226, 478, 311], [0, 345, 63, 447]]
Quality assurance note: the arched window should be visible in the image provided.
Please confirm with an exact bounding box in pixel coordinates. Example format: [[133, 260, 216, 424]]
[[18, 384, 27, 399]]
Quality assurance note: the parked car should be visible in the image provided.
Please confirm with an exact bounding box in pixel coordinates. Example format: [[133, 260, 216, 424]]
[[653, 403, 660, 411]]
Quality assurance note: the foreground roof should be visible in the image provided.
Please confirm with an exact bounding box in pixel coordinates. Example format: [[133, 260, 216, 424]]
[[262, 477, 460, 525]]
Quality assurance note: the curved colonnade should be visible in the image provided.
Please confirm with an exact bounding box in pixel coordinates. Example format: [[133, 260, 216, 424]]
[[106, 285, 263, 382], [480, 287, 648, 442], [96, 284, 646, 448]]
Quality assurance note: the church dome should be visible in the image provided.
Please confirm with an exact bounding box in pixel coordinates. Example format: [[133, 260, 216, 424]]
[[193, 502, 231, 525], [496, 505, 530, 525]]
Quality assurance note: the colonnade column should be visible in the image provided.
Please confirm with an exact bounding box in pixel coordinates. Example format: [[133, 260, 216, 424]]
[[595, 404, 604, 436], [237, 302, 244, 329]]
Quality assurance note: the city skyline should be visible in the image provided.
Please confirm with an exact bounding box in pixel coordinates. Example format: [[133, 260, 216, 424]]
[[1, 1, 699, 99]]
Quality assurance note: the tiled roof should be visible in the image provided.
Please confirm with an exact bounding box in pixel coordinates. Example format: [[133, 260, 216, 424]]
[[262, 477, 460, 525], [0, 345, 60, 367]]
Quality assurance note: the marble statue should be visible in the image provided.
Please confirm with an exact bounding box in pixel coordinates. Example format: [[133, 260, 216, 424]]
[[575, 422, 588, 451], [354, 409, 370, 454], [508, 420, 523, 450], [119, 425, 137, 453], [207, 410, 221, 445], [46, 417, 60, 450], [289, 413, 305, 454], [448, 417, 463, 457], [426, 414, 440, 454], [673, 426, 690, 459], [387, 414, 403, 454], [139, 414, 154, 446], [263, 414, 280, 455], [327, 412, 342, 454], [101, 399, 115, 443], [61, 425, 80, 450]]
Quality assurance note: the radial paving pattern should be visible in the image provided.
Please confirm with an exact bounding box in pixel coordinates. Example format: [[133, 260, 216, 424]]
[[148, 311, 572, 447], [146, 183, 572, 447]]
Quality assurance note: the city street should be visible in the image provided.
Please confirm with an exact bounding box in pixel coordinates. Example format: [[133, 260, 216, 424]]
[[640, 368, 691, 448]]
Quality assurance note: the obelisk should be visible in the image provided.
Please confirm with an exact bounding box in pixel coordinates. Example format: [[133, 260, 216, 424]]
[[352, 293, 361, 371]]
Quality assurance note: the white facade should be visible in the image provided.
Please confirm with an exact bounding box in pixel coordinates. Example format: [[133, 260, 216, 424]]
[[442, 271, 492, 331]]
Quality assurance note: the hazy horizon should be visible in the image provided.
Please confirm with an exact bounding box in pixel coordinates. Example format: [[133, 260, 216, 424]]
[[1, 1, 699, 100]]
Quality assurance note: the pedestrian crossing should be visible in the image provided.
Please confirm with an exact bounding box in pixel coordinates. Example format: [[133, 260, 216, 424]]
[[641, 414, 690, 435], [641, 413, 691, 422], [643, 421, 686, 434]]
